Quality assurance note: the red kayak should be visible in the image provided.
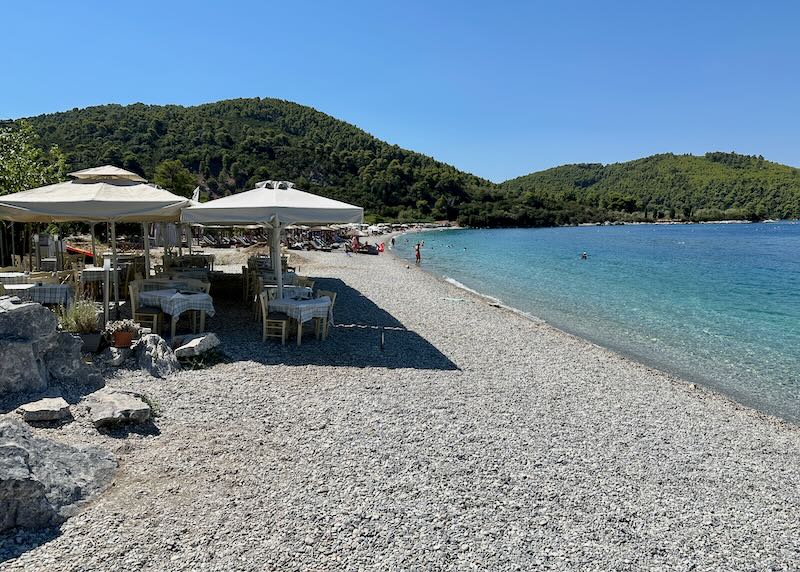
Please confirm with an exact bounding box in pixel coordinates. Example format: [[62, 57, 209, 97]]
[[66, 244, 94, 261]]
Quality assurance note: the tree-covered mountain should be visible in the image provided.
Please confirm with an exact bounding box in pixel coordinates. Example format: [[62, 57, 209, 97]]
[[500, 153, 800, 223], [10, 98, 800, 226], [18, 98, 492, 222]]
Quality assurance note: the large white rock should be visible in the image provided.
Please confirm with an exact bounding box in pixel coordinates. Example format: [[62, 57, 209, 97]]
[[0, 419, 116, 532], [173, 333, 220, 358], [86, 389, 152, 428], [17, 397, 71, 423]]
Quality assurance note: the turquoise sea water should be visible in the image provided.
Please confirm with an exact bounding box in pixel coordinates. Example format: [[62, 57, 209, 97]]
[[394, 223, 800, 423]]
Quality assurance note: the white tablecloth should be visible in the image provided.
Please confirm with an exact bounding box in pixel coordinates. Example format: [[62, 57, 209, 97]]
[[0, 272, 28, 285], [5, 283, 72, 307], [269, 296, 331, 324], [80, 267, 122, 283], [263, 285, 313, 300], [139, 288, 216, 318]]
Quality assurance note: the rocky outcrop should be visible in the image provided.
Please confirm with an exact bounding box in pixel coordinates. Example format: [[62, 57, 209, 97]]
[[0, 297, 102, 399], [17, 397, 71, 423], [135, 334, 180, 378], [0, 419, 115, 532], [85, 389, 152, 428]]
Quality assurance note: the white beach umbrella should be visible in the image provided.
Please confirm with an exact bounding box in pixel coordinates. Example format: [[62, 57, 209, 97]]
[[0, 165, 190, 223], [0, 165, 191, 319], [181, 180, 363, 296]]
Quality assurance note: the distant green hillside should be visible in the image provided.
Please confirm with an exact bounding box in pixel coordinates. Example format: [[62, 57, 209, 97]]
[[499, 153, 800, 223], [12, 98, 800, 226], [19, 98, 492, 222]]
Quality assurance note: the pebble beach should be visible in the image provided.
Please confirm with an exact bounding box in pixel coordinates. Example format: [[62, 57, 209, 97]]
[[2, 247, 799, 571]]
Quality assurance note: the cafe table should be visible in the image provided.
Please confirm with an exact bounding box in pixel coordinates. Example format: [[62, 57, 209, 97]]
[[138, 288, 216, 338], [269, 296, 332, 346]]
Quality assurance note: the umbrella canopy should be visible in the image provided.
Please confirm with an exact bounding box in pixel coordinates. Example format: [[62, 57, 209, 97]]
[[0, 165, 191, 223], [182, 180, 362, 298], [180, 180, 363, 227]]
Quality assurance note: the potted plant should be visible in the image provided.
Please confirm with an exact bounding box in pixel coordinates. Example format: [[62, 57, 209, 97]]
[[103, 319, 142, 349], [57, 300, 102, 352]]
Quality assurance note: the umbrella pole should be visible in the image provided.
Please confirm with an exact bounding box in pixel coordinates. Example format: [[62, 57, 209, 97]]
[[27, 224, 33, 272], [0, 223, 5, 267], [272, 219, 283, 299], [90, 223, 97, 264], [142, 223, 151, 278], [111, 222, 120, 319], [10, 223, 15, 269], [187, 225, 192, 255]]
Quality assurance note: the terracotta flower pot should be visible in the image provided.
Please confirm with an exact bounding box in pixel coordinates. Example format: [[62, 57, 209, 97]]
[[112, 331, 134, 348]]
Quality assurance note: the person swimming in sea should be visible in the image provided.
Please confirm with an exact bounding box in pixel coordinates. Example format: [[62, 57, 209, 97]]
[[580, 251, 588, 260]]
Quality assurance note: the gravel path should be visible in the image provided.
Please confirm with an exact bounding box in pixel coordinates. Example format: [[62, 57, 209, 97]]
[[2, 249, 798, 571]]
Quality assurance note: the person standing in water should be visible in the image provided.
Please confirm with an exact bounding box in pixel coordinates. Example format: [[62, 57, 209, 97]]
[[415, 242, 421, 264]]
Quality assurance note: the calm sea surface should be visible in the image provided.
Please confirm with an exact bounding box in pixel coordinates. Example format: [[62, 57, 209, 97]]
[[393, 223, 800, 423]]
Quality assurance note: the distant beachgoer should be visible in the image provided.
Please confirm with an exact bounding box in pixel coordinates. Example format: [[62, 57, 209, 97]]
[[580, 251, 588, 260], [390, 236, 395, 248], [415, 243, 421, 264]]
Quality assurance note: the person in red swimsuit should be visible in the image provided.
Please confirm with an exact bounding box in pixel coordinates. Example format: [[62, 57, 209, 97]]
[[414, 242, 421, 264]]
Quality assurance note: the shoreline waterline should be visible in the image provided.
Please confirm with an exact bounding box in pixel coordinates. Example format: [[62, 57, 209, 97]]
[[388, 226, 799, 426]]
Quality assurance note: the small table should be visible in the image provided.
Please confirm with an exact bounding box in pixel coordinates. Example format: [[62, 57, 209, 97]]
[[139, 288, 215, 338], [263, 285, 313, 300], [40, 258, 58, 271], [0, 272, 29, 285], [4, 283, 72, 307], [80, 266, 123, 283], [269, 296, 332, 346]]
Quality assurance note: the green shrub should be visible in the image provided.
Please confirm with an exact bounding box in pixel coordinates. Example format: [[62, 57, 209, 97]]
[[57, 300, 99, 334]]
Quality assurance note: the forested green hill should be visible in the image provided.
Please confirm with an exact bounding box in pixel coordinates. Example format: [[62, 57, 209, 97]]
[[499, 153, 800, 223], [20, 98, 491, 222], [13, 99, 800, 226]]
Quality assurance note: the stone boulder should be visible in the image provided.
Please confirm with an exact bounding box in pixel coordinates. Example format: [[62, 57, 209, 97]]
[[0, 297, 102, 398], [173, 332, 220, 358], [85, 389, 152, 428], [98, 346, 132, 367], [135, 334, 180, 378], [0, 419, 116, 532], [17, 397, 71, 423]]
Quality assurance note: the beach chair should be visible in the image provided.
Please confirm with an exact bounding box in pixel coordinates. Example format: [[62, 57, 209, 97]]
[[314, 290, 337, 340], [259, 292, 288, 345], [129, 281, 162, 333]]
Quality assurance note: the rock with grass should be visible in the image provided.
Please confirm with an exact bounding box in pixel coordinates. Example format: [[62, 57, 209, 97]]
[[135, 334, 180, 378], [16, 397, 71, 423], [85, 389, 152, 428], [0, 298, 102, 398], [0, 419, 115, 532]]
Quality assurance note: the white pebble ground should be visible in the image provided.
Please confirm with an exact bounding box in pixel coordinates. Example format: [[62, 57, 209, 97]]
[[2, 249, 798, 571]]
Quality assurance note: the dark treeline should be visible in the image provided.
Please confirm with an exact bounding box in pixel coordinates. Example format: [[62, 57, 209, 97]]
[[13, 99, 800, 226], [19, 98, 490, 224]]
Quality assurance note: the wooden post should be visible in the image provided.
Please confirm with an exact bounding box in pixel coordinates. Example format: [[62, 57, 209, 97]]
[[142, 222, 151, 278], [90, 223, 97, 264], [111, 222, 120, 319]]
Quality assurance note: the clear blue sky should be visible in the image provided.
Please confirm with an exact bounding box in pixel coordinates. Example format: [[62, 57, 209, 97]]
[[2, 0, 798, 182]]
